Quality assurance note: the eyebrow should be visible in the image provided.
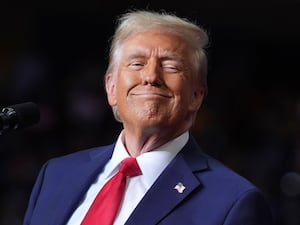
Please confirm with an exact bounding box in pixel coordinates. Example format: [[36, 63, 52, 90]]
[[159, 50, 182, 61], [125, 48, 183, 62]]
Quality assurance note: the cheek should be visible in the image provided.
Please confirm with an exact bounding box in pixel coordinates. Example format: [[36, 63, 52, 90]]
[[116, 71, 139, 97], [165, 77, 189, 98], [169, 79, 197, 109], [122, 74, 136, 86], [164, 75, 182, 88]]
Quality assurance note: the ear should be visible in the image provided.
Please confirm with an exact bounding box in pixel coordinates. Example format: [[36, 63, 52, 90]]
[[188, 85, 206, 112], [105, 73, 117, 106]]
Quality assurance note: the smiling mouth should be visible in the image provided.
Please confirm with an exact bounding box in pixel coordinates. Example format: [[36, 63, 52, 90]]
[[131, 92, 172, 98]]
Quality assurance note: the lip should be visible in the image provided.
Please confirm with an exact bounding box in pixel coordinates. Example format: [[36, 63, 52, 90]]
[[131, 92, 172, 98]]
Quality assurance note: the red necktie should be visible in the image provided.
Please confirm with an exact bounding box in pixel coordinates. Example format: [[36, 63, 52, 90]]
[[81, 157, 142, 225]]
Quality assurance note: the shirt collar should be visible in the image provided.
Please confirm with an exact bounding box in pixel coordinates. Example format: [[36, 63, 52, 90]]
[[107, 131, 189, 186]]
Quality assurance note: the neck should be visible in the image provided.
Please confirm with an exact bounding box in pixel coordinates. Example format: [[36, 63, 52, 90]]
[[121, 126, 188, 157]]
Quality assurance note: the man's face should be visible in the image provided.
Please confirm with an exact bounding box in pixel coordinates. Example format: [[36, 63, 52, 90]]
[[106, 31, 205, 133]]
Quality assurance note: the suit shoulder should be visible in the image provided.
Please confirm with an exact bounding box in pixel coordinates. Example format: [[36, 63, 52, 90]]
[[185, 136, 259, 193], [202, 154, 261, 193], [46, 143, 115, 166]]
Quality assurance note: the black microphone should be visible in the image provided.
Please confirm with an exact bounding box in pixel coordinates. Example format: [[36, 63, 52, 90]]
[[0, 102, 40, 134]]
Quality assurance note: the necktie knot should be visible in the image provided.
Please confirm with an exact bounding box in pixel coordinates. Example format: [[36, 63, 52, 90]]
[[119, 157, 142, 177]]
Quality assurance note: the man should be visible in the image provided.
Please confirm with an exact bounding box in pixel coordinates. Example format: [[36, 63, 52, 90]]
[[23, 10, 274, 225]]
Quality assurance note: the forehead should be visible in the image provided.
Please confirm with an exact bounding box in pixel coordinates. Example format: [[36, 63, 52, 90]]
[[120, 31, 192, 59]]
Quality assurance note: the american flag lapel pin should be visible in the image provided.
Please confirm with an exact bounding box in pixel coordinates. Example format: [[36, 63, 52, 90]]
[[174, 182, 186, 193]]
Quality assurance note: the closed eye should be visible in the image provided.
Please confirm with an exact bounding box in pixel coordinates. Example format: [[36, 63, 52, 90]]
[[128, 62, 145, 71], [162, 64, 179, 72], [161, 61, 182, 73]]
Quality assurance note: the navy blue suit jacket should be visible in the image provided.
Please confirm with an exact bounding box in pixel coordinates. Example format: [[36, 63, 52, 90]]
[[23, 136, 273, 225]]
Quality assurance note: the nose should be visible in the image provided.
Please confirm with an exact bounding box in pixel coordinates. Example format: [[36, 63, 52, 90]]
[[141, 60, 163, 86]]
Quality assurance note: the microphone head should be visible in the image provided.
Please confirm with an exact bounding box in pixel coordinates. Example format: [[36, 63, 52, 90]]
[[0, 102, 40, 133], [10, 102, 40, 128]]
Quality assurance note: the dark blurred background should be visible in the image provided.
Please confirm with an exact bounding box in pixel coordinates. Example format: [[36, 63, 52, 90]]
[[1, 1, 300, 225]]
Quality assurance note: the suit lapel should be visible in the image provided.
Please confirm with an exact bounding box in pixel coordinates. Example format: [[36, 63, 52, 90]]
[[51, 145, 114, 225], [125, 136, 209, 225]]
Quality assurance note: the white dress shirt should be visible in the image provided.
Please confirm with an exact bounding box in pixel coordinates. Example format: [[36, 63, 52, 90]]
[[67, 131, 189, 225]]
